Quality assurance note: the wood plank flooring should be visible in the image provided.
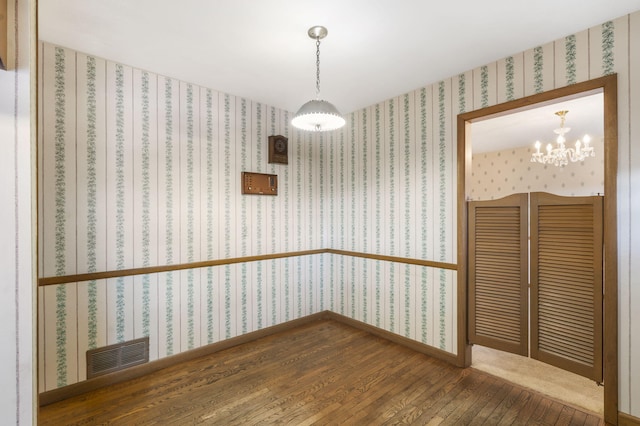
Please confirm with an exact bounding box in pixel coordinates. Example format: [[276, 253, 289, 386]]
[[39, 319, 604, 425]]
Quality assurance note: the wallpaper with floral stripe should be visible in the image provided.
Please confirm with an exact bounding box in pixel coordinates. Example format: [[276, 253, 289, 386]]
[[39, 11, 640, 417], [38, 43, 329, 390], [324, 13, 638, 415]]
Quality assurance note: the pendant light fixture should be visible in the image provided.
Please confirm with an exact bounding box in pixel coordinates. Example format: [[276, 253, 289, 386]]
[[292, 26, 345, 132]]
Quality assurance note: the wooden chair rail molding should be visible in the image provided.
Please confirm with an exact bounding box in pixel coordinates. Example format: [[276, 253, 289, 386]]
[[38, 249, 458, 286]]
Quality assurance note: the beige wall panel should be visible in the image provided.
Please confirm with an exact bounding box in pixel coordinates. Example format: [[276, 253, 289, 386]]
[[75, 53, 109, 380], [38, 287, 45, 392], [346, 112, 360, 253], [523, 42, 556, 96], [472, 62, 497, 110], [432, 79, 455, 264], [76, 280, 108, 380], [131, 68, 159, 358], [41, 44, 76, 278], [42, 283, 78, 390], [554, 29, 590, 87], [497, 53, 525, 103], [249, 101, 262, 331], [76, 53, 107, 275], [199, 88, 220, 262], [198, 87, 220, 345], [105, 61, 135, 345], [420, 85, 436, 263], [385, 97, 401, 257], [179, 82, 202, 351], [454, 70, 474, 114], [40, 44, 79, 391], [42, 287, 56, 391], [156, 75, 182, 357], [399, 92, 417, 259]]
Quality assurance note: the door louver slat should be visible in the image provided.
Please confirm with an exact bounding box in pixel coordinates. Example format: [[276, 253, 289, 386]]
[[468, 194, 528, 356], [530, 192, 603, 382]]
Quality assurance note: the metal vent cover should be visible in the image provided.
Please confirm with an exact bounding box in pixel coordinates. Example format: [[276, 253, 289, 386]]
[[87, 337, 149, 379]]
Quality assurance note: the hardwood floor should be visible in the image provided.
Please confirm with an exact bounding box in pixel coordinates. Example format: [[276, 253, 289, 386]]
[[39, 319, 604, 425]]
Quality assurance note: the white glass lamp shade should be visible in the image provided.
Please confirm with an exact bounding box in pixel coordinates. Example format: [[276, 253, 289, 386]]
[[291, 99, 345, 131]]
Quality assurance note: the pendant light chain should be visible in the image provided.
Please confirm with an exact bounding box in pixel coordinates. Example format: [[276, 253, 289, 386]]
[[315, 37, 321, 99], [291, 26, 345, 132]]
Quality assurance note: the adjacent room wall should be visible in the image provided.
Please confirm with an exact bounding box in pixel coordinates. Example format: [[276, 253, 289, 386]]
[[0, 0, 35, 423], [470, 142, 605, 200]]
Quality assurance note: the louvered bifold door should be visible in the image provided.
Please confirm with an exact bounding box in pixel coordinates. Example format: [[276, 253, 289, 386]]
[[530, 192, 603, 382], [468, 193, 529, 356]]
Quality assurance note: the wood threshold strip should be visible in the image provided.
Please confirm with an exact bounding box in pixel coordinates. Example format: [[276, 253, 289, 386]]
[[38, 249, 458, 286]]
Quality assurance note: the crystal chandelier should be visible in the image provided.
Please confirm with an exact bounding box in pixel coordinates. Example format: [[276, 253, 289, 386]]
[[530, 110, 594, 167], [291, 26, 345, 132]]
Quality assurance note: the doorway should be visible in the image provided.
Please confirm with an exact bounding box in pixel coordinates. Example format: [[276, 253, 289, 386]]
[[456, 75, 618, 424], [468, 192, 604, 413]]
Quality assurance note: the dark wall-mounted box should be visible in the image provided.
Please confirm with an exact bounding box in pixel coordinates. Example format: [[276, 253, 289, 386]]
[[241, 172, 278, 195]]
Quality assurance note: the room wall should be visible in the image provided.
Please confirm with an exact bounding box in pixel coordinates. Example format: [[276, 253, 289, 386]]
[[470, 142, 605, 200], [38, 39, 457, 393], [38, 10, 640, 419], [324, 90, 458, 352], [0, 0, 35, 423], [334, 13, 638, 416], [37, 43, 335, 391]]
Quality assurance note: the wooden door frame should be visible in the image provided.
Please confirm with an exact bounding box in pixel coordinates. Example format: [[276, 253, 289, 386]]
[[456, 75, 618, 424]]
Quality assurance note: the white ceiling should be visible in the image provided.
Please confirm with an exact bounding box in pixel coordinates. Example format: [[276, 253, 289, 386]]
[[40, 0, 640, 115], [472, 92, 604, 153]]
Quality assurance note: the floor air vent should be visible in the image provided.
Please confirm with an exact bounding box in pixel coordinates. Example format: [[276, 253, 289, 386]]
[[87, 337, 149, 379]]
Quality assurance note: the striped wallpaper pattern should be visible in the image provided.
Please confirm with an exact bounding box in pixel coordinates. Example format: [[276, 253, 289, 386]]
[[39, 45, 326, 390], [53, 46, 67, 388], [337, 14, 639, 415], [38, 13, 640, 416], [85, 57, 99, 350]]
